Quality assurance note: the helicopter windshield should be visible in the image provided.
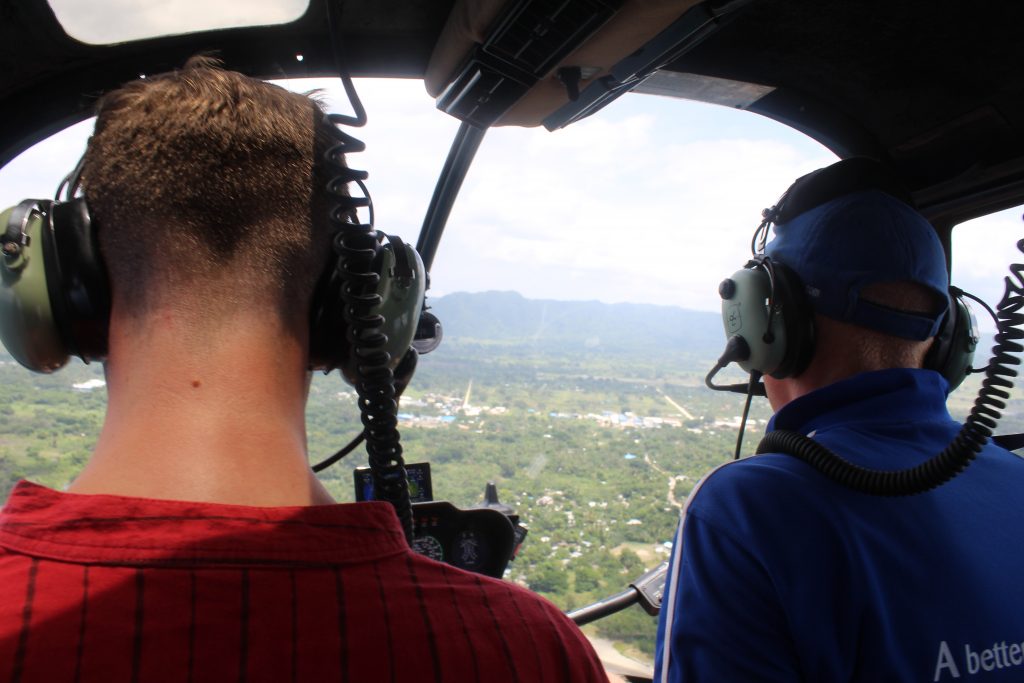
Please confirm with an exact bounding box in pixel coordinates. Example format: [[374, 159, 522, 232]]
[[3, 76, 1023, 671]]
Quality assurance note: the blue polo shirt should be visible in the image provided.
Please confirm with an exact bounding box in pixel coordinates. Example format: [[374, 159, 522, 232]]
[[654, 368, 1024, 682]]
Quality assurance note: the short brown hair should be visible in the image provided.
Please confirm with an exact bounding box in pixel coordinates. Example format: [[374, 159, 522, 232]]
[[82, 56, 332, 323]]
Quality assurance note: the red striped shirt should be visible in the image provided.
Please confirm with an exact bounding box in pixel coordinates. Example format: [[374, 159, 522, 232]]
[[0, 481, 606, 682]]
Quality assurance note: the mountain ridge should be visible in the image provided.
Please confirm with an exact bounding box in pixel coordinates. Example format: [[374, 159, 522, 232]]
[[427, 290, 725, 356]]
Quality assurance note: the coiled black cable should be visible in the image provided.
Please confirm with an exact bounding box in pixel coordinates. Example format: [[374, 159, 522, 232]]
[[315, 0, 413, 541], [321, 114, 412, 542], [756, 239, 1024, 495]]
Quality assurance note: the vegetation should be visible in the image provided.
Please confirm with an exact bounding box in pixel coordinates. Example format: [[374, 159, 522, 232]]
[[2, 291, 1021, 662]]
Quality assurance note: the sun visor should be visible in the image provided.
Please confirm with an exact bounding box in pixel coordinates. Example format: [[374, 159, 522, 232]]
[[425, 0, 704, 128], [424, 0, 506, 97]]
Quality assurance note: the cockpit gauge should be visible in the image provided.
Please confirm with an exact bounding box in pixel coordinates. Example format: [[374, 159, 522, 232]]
[[411, 534, 445, 562]]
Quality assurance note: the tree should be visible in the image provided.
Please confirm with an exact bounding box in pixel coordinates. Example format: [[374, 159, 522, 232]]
[[528, 559, 568, 594], [574, 563, 602, 593], [619, 548, 644, 575]]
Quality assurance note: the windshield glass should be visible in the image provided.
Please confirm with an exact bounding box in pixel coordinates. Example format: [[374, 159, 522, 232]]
[[47, 0, 308, 44], [2, 77, 1020, 667], [949, 208, 1024, 430]]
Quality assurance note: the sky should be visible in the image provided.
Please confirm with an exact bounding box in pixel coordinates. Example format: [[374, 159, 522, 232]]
[[3, 76, 1020, 335]]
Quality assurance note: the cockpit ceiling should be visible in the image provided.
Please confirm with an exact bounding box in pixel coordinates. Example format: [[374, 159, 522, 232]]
[[0, 0, 455, 166], [419, 0, 1024, 217], [663, 1, 1024, 184], [1, 0, 1023, 219], [660, 0, 1024, 217]]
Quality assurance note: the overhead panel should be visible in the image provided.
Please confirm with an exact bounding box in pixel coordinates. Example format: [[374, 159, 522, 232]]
[[432, 0, 622, 128]]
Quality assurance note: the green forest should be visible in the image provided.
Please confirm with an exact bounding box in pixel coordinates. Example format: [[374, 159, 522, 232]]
[[2, 290, 1021, 663]]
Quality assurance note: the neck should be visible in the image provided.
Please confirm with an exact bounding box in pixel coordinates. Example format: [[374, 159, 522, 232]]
[[70, 307, 334, 506], [764, 316, 931, 412]]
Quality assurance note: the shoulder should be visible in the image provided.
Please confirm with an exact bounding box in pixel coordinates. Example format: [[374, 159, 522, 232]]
[[466, 569, 592, 644], [686, 453, 823, 516], [429, 562, 606, 680], [679, 453, 854, 563], [403, 552, 602, 679]]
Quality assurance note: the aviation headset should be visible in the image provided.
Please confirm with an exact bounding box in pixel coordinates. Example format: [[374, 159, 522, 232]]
[[0, 150, 428, 385], [718, 157, 978, 391]]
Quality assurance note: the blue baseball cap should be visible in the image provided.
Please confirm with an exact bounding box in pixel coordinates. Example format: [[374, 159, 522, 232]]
[[764, 189, 949, 340]]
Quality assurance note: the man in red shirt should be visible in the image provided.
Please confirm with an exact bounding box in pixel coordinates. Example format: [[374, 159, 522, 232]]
[[0, 57, 606, 682]]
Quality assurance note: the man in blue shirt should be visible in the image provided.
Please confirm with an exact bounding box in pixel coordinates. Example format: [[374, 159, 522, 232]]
[[654, 159, 1024, 682]]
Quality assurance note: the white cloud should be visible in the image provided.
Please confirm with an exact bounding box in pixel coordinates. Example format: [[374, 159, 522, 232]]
[[429, 105, 834, 311]]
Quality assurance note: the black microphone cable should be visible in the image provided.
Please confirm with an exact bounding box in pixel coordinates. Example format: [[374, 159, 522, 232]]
[[318, 0, 412, 541], [734, 370, 762, 460]]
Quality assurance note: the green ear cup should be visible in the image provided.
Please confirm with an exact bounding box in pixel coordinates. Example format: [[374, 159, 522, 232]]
[[926, 296, 978, 392], [0, 202, 70, 372], [338, 239, 425, 385], [720, 266, 787, 375], [376, 241, 426, 364]]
